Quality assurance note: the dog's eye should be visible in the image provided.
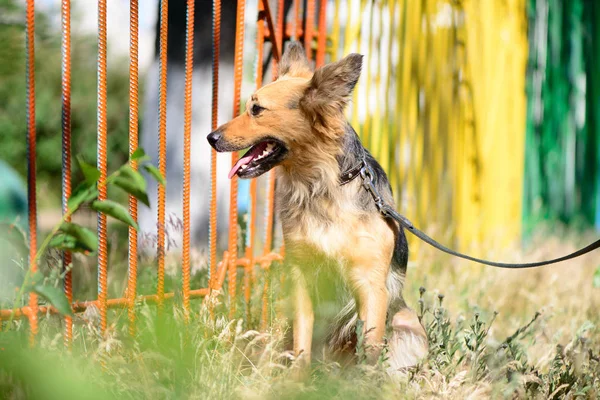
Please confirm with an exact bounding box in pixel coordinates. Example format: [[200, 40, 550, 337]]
[[251, 104, 265, 116]]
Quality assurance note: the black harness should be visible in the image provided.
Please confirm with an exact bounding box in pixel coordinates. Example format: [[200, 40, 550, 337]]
[[340, 157, 600, 269]]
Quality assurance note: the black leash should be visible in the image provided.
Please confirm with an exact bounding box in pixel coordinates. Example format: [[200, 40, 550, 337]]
[[341, 159, 600, 269]]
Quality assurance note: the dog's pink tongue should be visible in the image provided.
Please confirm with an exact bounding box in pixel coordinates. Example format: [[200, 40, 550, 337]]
[[228, 142, 268, 179], [228, 154, 255, 179]]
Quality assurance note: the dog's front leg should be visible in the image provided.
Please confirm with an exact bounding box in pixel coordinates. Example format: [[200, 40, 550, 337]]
[[291, 265, 314, 374], [349, 266, 389, 363]]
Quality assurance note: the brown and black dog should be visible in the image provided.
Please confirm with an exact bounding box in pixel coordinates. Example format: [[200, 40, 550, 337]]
[[207, 42, 427, 373]]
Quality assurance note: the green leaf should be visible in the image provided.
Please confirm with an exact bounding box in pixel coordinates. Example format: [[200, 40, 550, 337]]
[[113, 177, 150, 207], [120, 165, 146, 183], [593, 266, 600, 288], [49, 233, 91, 254], [118, 165, 147, 191], [91, 200, 139, 230], [143, 164, 166, 186], [131, 147, 149, 161], [0, 222, 28, 255], [29, 271, 45, 286], [77, 156, 100, 185], [57, 223, 98, 253], [49, 233, 77, 251], [67, 182, 99, 211], [31, 284, 73, 316], [113, 165, 150, 207]]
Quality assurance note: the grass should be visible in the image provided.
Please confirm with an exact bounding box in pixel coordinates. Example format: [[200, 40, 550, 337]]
[[1, 227, 599, 399]]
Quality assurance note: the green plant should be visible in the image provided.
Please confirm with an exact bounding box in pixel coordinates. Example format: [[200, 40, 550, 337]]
[[1, 258, 600, 399], [6, 148, 163, 321]]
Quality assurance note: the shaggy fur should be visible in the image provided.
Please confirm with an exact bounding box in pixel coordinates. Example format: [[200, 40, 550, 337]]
[[207, 42, 428, 373]]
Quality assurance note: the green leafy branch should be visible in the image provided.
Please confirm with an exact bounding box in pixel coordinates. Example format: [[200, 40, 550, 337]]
[[9, 148, 164, 321]]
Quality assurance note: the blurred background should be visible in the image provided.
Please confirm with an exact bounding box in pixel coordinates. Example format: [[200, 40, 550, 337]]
[[0, 0, 599, 299]]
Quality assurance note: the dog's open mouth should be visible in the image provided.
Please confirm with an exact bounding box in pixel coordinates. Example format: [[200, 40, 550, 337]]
[[228, 139, 288, 179]]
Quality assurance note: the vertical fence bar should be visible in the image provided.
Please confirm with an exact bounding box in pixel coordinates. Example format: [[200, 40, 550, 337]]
[[348, 1, 360, 137], [392, 0, 407, 200], [294, 0, 301, 40], [245, 0, 266, 323], [97, 0, 109, 336], [315, 0, 327, 67], [260, 195, 272, 329], [372, 3, 383, 158], [127, 0, 140, 336], [61, 0, 73, 348], [342, 0, 355, 55], [25, 0, 38, 347], [275, 0, 285, 319], [260, 264, 270, 330], [228, 0, 246, 318], [331, 0, 340, 61], [362, 1, 374, 149], [157, 0, 169, 311], [274, 0, 284, 77], [262, 163, 276, 255], [209, 0, 221, 290], [381, 0, 396, 175], [182, 0, 195, 319], [263, 0, 282, 257], [304, 0, 316, 59], [260, 0, 284, 331]]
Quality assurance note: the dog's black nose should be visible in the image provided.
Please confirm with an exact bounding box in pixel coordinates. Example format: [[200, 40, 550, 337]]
[[207, 131, 221, 148]]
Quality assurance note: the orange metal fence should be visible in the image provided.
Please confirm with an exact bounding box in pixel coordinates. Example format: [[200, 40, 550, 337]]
[[1, 0, 541, 350], [0, 0, 327, 346]]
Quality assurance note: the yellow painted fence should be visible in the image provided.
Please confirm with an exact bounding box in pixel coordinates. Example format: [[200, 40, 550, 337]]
[[328, 0, 528, 251]]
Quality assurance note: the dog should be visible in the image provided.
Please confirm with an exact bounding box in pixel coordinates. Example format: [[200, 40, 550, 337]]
[[207, 42, 428, 373]]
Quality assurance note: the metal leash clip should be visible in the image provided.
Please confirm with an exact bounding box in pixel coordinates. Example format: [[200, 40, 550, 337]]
[[359, 164, 386, 213]]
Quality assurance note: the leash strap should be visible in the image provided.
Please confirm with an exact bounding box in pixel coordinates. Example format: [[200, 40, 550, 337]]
[[357, 162, 600, 269]]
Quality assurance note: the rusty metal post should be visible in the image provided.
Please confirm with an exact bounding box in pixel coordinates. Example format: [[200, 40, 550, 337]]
[[61, 0, 73, 347], [244, 0, 268, 324], [228, 0, 247, 318], [97, 0, 109, 335], [209, 0, 222, 291], [182, 0, 195, 319], [259, 0, 285, 330], [25, 0, 38, 347], [316, 0, 327, 67], [127, 0, 140, 336], [294, 0, 301, 40], [305, 0, 316, 59], [157, 0, 169, 312]]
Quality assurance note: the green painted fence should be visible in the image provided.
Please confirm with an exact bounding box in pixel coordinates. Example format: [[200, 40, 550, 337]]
[[524, 0, 600, 235]]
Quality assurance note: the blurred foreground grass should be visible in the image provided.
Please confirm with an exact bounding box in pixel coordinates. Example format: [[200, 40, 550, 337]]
[[1, 229, 599, 399]]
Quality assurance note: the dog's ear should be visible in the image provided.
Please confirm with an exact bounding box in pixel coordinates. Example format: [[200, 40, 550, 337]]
[[299, 53, 363, 137], [279, 41, 312, 78]]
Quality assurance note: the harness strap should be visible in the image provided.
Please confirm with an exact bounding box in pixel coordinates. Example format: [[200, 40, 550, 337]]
[[355, 161, 600, 269]]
